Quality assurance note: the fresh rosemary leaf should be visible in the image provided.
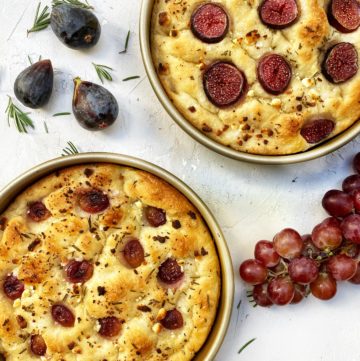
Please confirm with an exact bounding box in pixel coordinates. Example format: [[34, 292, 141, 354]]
[[119, 30, 131, 54], [5, 96, 35, 133], [122, 75, 140, 82], [53, 112, 71, 117], [238, 338, 256, 354], [52, 0, 94, 10], [27, 2, 51, 35], [44, 121, 49, 133], [92, 63, 114, 84], [62, 141, 79, 156]]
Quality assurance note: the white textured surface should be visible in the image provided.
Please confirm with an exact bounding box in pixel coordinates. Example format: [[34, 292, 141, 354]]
[[0, 1, 360, 360]]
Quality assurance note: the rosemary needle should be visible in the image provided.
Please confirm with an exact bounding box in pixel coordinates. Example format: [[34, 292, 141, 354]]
[[122, 76, 140, 82], [27, 2, 51, 35], [5, 96, 35, 133], [44, 121, 49, 133], [62, 141, 80, 156], [238, 338, 256, 354], [119, 30, 131, 54], [92, 63, 114, 84], [53, 112, 71, 117], [52, 0, 94, 10]]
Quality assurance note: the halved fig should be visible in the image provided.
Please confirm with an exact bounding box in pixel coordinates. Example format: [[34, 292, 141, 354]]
[[73, 78, 119, 131], [27, 201, 51, 222], [160, 309, 184, 330], [98, 317, 122, 338], [123, 238, 145, 268], [191, 3, 229, 43], [3, 274, 24, 300], [300, 119, 335, 144], [157, 258, 184, 285], [78, 188, 110, 213], [65, 260, 94, 283], [14, 60, 53, 109], [51, 4, 101, 49], [259, 0, 299, 29], [257, 54, 292, 94], [322, 43, 358, 84], [51, 304, 75, 327], [203, 62, 247, 107], [30, 335, 47, 356], [328, 0, 360, 33]]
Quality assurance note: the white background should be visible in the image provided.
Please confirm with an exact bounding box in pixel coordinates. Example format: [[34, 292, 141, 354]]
[[0, 1, 360, 360]]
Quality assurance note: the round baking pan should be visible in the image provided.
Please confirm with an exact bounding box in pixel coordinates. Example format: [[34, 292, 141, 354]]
[[139, 0, 360, 165], [0, 153, 234, 361]]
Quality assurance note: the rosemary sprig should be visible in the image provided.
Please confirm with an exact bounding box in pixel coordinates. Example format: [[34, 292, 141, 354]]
[[62, 141, 79, 156], [92, 63, 114, 84], [119, 30, 131, 54], [53, 112, 71, 117], [238, 338, 256, 354], [27, 2, 51, 35], [122, 75, 140, 82], [52, 0, 94, 9], [5, 96, 35, 133]]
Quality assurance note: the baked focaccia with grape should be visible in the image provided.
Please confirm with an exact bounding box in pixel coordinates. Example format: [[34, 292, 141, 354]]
[[0, 164, 220, 360], [151, 0, 360, 155]]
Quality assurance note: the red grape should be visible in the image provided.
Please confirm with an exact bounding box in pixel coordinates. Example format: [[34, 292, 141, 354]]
[[354, 152, 360, 174], [252, 283, 273, 307], [30, 334, 47, 356], [160, 309, 184, 329], [51, 304, 75, 327], [353, 189, 360, 213], [78, 189, 109, 214], [273, 228, 303, 259], [123, 238, 144, 268], [27, 201, 51, 222], [158, 258, 184, 285], [301, 234, 321, 259], [322, 189, 353, 217], [327, 254, 358, 280], [239, 259, 268, 285], [3, 274, 24, 300], [310, 273, 337, 300], [341, 214, 360, 244], [98, 317, 122, 338], [311, 217, 342, 250], [144, 206, 167, 227], [340, 240, 360, 258], [291, 284, 307, 304], [65, 260, 93, 283], [342, 174, 360, 194], [288, 257, 319, 284], [254, 240, 280, 267], [268, 277, 295, 305], [349, 262, 360, 284]]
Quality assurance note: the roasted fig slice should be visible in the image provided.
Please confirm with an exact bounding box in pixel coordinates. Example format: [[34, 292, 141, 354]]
[[73, 77, 119, 131], [51, 4, 101, 49], [14, 60, 53, 109]]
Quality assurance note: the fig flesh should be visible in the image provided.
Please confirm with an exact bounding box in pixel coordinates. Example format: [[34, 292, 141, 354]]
[[72, 77, 119, 131], [51, 4, 101, 49], [14, 60, 53, 109]]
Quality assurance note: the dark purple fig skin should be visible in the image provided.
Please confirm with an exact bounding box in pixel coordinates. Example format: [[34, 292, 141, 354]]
[[73, 78, 119, 131], [14, 60, 53, 109], [51, 4, 101, 49]]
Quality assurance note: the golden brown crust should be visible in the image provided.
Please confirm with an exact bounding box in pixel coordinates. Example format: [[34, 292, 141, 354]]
[[151, 0, 360, 155], [0, 164, 220, 361]]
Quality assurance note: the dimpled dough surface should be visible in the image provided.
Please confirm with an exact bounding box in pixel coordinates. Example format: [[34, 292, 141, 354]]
[[0, 164, 220, 360], [151, 0, 360, 155]]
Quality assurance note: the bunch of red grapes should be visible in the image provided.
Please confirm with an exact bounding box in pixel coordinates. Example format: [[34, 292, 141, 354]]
[[239, 152, 360, 307]]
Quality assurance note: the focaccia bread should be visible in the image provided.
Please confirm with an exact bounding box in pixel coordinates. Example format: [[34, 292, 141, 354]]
[[151, 0, 360, 155], [0, 164, 220, 360]]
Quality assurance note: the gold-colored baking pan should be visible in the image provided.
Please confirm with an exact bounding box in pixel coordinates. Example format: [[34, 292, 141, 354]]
[[0, 153, 234, 361], [139, 0, 360, 165]]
